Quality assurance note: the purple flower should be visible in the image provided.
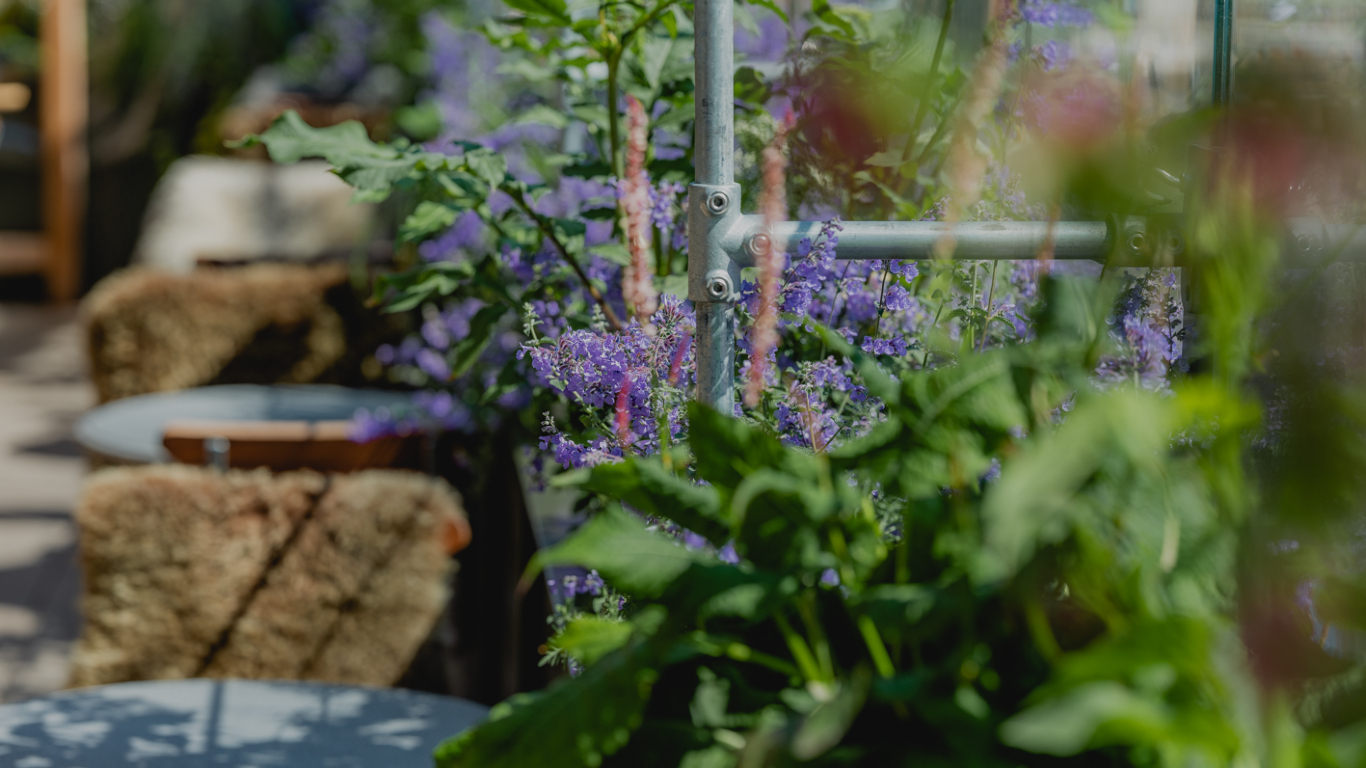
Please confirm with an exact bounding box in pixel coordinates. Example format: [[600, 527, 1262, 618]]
[[420, 211, 486, 262], [1020, 0, 1093, 27], [1035, 39, 1073, 72], [735, 10, 790, 62], [417, 348, 451, 380], [349, 406, 396, 443]]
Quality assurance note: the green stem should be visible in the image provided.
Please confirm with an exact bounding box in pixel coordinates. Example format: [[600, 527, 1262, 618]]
[[604, 0, 681, 179], [510, 189, 625, 331], [655, 223, 669, 277], [902, 0, 957, 163], [874, 268, 892, 337], [857, 614, 896, 678], [796, 593, 835, 681], [723, 642, 803, 679], [977, 261, 998, 353], [607, 53, 624, 179], [774, 612, 824, 683], [911, 86, 964, 169]]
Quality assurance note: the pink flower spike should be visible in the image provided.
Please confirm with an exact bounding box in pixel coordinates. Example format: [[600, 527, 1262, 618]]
[[622, 95, 658, 326], [668, 333, 692, 387], [615, 374, 634, 449], [745, 117, 790, 408]]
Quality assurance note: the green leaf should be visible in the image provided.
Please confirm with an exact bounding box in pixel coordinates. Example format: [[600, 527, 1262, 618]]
[[790, 668, 871, 760], [464, 149, 509, 189], [530, 505, 710, 598], [434, 641, 657, 768], [400, 201, 459, 243], [859, 584, 936, 631], [687, 402, 794, 492], [999, 681, 1169, 756], [637, 35, 677, 92], [254, 111, 396, 166], [553, 217, 588, 238], [514, 104, 571, 129], [501, 0, 571, 26], [577, 458, 730, 546], [742, 0, 789, 23], [553, 617, 634, 666], [730, 469, 833, 571], [450, 304, 512, 378], [809, 0, 856, 39], [592, 243, 632, 267], [976, 392, 1168, 583], [581, 206, 618, 220]]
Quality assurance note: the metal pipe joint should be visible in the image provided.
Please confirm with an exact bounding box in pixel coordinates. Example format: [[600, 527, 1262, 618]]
[[687, 182, 748, 304]]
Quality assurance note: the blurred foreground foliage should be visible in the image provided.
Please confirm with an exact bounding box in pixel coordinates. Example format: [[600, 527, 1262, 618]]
[[431, 186, 1366, 767]]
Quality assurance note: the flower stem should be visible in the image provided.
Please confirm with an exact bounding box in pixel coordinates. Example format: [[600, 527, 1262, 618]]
[[510, 190, 625, 331], [607, 55, 623, 179], [902, 0, 957, 163], [773, 612, 824, 683], [857, 614, 896, 678]]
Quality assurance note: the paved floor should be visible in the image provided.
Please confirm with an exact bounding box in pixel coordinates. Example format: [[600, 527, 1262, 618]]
[[0, 303, 90, 702]]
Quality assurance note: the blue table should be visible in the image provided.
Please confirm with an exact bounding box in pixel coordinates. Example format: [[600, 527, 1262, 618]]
[[0, 679, 486, 767], [74, 384, 412, 465]]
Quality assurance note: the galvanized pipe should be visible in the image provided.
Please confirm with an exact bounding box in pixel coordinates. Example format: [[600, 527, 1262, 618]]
[[689, 0, 738, 414], [693, 0, 733, 186], [749, 220, 1112, 265], [1212, 0, 1234, 105]]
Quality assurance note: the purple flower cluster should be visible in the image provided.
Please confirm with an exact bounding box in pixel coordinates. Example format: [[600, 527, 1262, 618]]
[[735, 9, 791, 63], [355, 297, 529, 440], [523, 296, 695, 464], [1095, 270, 1184, 391], [1035, 39, 1073, 72], [1019, 0, 1094, 28], [614, 175, 689, 253], [547, 570, 606, 602], [861, 336, 910, 356]]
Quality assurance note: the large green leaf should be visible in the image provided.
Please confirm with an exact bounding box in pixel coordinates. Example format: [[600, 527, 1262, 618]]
[[578, 458, 730, 546], [464, 149, 509, 189], [553, 617, 635, 666], [252, 110, 396, 166], [502, 0, 571, 26], [434, 640, 658, 768], [531, 505, 710, 598], [976, 391, 1169, 583], [687, 403, 812, 493], [400, 201, 459, 243], [999, 681, 1170, 756]]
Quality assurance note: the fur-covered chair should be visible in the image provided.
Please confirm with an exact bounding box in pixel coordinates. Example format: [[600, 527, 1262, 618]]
[[68, 465, 469, 688], [81, 263, 405, 403]]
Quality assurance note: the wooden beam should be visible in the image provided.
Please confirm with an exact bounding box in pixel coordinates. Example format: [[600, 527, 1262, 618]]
[[40, 0, 88, 301]]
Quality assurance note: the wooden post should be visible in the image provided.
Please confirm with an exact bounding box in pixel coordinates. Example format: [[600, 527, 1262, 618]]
[[40, 0, 87, 301]]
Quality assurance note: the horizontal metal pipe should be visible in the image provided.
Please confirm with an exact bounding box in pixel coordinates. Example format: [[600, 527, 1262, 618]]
[[768, 220, 1112, 261], [1286, 219, 1366, 264]]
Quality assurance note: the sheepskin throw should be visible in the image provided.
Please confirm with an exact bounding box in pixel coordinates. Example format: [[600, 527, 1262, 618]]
[[82, 263, 404, 403], [68, 466, 466, 688]]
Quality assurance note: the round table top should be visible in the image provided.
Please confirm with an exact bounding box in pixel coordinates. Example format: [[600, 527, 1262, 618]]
[[75, 385, 413, 465], [0, 679, 487, 767]]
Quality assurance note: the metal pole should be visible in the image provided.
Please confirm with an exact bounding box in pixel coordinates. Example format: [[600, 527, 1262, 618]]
[[759, 220, 1111, 263], [694, 0, 733, 187], [1212, 0, 1234, 105], [689, 0, 740, 414]]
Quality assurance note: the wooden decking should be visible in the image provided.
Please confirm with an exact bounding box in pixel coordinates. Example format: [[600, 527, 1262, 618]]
[[0, 303, 89, 701]]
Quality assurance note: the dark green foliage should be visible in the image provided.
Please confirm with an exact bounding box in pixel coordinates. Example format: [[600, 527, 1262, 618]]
[[432, 275, 1296, 767]]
